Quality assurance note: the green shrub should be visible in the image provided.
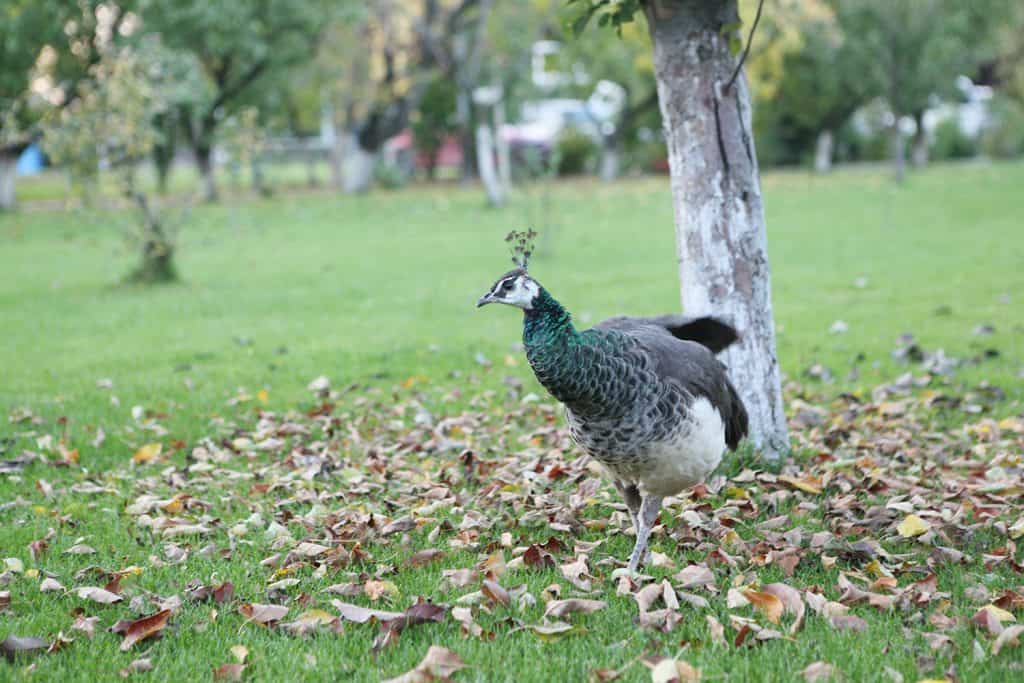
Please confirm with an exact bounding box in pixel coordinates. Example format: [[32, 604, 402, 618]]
[[981, 97, 1024, 159], [554, 129, 597, 176], [930, 118, 977, 160]]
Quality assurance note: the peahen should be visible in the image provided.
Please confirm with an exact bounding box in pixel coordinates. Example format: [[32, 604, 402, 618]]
[[477, 243, 748, 573]]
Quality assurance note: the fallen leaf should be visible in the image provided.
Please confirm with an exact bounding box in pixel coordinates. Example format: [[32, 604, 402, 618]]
[[802, 662, 836, 682], [132, 443, 162, 465], [707, 615, 726, 647], [230, 645, 249, 663], [673, 565, 715, 590], [112, 609, 171, 651], [213, 663, 246, 681], [120, 657, 154, 676], [383, 645, 464, 683], [544, 599, 607, 619], [993, 624, 1024, 655], [39, 578, 64, 592], [647, 657, 701, 683], [76, 586, 123, 604], [2, 635, 48, 661], [897, 514, 930, 538], [482, 579, 510, 607], [406, 549, 444, 567], [331, 600, 403, 624], [239, 603, 288, 625], [742, 590, 784, 624]]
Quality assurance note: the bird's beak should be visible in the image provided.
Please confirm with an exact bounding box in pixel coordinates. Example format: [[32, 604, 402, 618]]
[[476, 292, 494, 308]]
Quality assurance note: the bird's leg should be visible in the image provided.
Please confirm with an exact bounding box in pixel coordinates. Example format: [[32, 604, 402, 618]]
[[613, 480, 642, 533], [626, 494, 663, 574]]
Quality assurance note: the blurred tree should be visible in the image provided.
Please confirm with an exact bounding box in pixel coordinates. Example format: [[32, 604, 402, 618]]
[[0, 0, 78, 210], [568, 0, 788, 455], [771, 14, 875, 172], [44, 39, 206, 283], [833, 0, 1004, 179], [137, 0, 339, 201], [412, 76, 458, 180]]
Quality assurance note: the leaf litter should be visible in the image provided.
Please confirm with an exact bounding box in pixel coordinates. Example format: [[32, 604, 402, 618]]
[[1, 366, 1023, 678]]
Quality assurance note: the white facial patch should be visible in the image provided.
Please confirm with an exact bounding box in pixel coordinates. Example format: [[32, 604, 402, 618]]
[[491, 275, 540, 310]]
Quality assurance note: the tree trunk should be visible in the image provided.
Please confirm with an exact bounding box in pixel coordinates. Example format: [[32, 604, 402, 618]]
[[0, 152, 17, 211], [152, 111, 177, 195], [475, 123, 504, 206], [645, 0, 788, 456], [195, 143, 219, 202], [125, 190, 177, 284], [911, 111, 928, 167], [599, 138, 622, 181], [342, 133, 376, 193], [813, 130, 834, 173], [890, 122, 906, 183]]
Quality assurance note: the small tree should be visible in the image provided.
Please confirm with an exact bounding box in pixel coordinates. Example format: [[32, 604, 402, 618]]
[[44, 40, 207, 283]]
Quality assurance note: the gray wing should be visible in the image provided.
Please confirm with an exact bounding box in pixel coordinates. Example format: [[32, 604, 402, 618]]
[[596, 315, 739, 354], [594, 316, 749, 450]]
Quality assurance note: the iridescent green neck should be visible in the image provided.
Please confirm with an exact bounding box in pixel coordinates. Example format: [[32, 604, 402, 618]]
[[522, 288, 577, 351]]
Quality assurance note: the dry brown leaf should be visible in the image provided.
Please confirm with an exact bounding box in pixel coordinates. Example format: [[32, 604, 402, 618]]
[[544, 599, 607, 619], [76, 586, 123, 604], [707, 615, 726, 647], [992, 624, 1024, 655], [213, 663, 246, 681], [114, 609, 171, 651], [1, 635, 48, 661], [383, 645, 464, 683], [482, 579, 510, 607], [802, 661, 836, 682], [238, 603, 288, 625], [647, 657, 701, 683], [331, 600, 403, 624], [673, 564, 715, 590]]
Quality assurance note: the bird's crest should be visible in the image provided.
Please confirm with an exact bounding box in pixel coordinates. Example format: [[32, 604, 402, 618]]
[[505, 229, 537, 270]]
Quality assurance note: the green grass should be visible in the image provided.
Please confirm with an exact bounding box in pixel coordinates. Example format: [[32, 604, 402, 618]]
[[1, 161, 1023, 681]]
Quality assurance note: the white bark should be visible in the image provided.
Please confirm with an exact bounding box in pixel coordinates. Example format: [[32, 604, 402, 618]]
[[813, 130, 834, 173], [646, 0, 788, 456], [599, 142, 621, 181], [0, 154, 16, 211], [911, 129, 928, 167], [342, 134, 376, 194], [891, 124, 906, 183], [475, 124, 504, 206]]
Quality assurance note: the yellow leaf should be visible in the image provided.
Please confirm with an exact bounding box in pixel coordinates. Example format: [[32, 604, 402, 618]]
[[230, 645, 249, 663], [132, 443, 162, 465], [742, 589, 784, 624], [897, 514, 930, 538], [292, 609, 336, 625], [724, 486, 750, 499], [257, 389, 269, 403], [1009, 518, 1024, 540], [981, 604, 1016, 623], [778, 475, 822, 495]]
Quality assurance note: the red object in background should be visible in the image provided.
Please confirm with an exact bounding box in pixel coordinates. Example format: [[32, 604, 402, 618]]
[[386, 130, 463, 171]]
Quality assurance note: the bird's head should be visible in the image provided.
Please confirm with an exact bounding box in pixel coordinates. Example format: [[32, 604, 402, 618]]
[[476, 268, 541, 311]]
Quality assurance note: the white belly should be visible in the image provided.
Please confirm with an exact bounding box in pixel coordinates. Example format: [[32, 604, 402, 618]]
[[616, 397, 726, 498]]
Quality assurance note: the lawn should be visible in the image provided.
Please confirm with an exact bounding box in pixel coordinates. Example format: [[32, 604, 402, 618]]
[[1, 161, 1023, 681]]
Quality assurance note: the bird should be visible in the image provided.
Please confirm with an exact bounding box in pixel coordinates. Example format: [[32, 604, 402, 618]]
[[477, 264, 748, 573]]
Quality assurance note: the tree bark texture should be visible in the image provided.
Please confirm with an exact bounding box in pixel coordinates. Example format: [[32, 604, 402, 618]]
[[645, 0, 788, 455], [890, 123, 906, 183], [195, 143, 219, 202], [911, 112, 928, 168], [0, 152, 17, 211], [813, 130, 834, 173]]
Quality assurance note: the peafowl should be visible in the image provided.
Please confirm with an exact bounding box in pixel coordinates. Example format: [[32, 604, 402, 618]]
[[477, 239, 748, 573]]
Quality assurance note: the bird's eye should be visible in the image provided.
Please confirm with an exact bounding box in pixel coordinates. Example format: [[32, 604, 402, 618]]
[[501, 280, 514, 292]]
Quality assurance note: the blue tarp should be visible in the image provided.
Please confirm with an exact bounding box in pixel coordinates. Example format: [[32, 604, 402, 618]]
[[16, 144, 44, 175]]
